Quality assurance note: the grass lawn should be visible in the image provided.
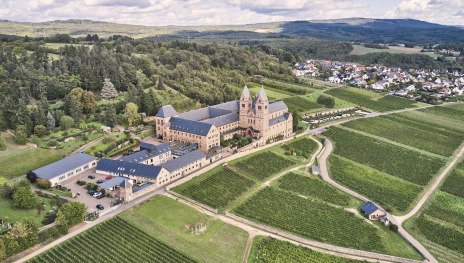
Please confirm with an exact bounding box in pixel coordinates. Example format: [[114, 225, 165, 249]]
[[119, 196, 249, 263], [0, 196, 52, 226], [86, 132, 127, 156]]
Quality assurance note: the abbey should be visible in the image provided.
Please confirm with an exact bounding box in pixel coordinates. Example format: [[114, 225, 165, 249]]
[[155, 86, 293, 153]]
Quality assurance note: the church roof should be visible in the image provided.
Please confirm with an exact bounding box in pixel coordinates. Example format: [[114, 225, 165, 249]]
[[269, 101, 288, 113], [203, 112, 239, 127], [269, 113, 290, 126], [169, 117, 213, 136], [241, 85, 251, 99], [256, 87, 268, 101], [156, 105, 177, 118]]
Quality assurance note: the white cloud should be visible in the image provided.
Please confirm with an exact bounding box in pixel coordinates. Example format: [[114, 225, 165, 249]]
[[386, 0, 464, 25]]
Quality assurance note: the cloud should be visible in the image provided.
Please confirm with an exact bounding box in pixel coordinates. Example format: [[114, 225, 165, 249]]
[[84, 0, 151, 8], [386, 0, 464, 25]]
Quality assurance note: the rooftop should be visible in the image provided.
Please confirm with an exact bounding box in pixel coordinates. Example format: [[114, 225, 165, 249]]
[[96, 159, 164, 179], [33, 153, 97, 180], [169, 117, 213, 136], [156, 105, 177, 118], [360, 201, 381, 215], [161, 149, 206, 172], [98, 176, 132, 189]]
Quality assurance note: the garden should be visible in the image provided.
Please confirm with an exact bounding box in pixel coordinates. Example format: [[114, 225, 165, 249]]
[[172, 166, 255, 209], [231, 152, 296, 180]]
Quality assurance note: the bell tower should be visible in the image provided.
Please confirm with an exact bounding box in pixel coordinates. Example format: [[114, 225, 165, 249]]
[[239, 85, 251, 128], [254, 87, 269, 132]]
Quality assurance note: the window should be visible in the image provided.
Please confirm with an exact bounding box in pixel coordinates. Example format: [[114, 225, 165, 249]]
[[242, 103, 245, 108], [258, 106, 262, 110]]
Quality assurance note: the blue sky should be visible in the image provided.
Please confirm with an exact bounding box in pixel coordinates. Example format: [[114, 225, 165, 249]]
[[0, 0, 462, 26]]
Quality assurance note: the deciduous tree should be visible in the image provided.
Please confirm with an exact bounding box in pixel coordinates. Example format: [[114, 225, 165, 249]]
[[12, 186, 36, 209], [124, 102, 140, 127]]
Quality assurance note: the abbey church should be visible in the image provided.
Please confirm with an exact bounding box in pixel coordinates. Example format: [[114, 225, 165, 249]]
[[155, 86, 293, 153]]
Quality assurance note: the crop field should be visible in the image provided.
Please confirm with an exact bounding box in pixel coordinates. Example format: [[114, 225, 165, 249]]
[[420, 103, 464, 122], [172, 166, 255, 209], [349, 45, 439, 58], [120, 196, 248, 263], [407, 192, 464, 261], [235, 187, 384, 251], [277, 173, 354, 207], [325, 87, 419, 112], [281, 137, 318, 159], [283, 96, 321, 112], [325, 127, 444, 185], [249, 85, 292, 100], [441, 160, 464, 198], [29, 217, 195, 263], [397, 110, 464, 134], [329, 156, 422, 213], [231, 152, 296, 180], [261, 79, 314, 95], [248, 237, 362, 263], [343, 114, 464, 157]]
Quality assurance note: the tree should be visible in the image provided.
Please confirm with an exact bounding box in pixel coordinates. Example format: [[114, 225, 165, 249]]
[[0, 133, 6, 151], [46, 112, 55, 131], [81, 91, 97, 114], [15, 125, 28, 145], [0, 238, 5, 261], [3, 218, 38, 255], [105, 106, 117, 127], [157, 77, 164, 90], [124, 103, 140, 127], [100, 78, 118, 99], [60, 116, 74, 130], [55, 202, 87, 232], [34, 125, 47, 137], [36, 179, 51, 189], [317, 95, 335, 108], [12, 186, 36, 209], [64, 92, 83, 121], [292, 110, 299, 131], [26, 171, 37, 183]]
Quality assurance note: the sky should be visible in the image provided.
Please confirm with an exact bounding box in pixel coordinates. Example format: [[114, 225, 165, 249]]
[[0, 0, 463, 26]]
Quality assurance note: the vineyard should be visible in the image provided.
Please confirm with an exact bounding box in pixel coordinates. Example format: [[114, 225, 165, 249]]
[[441, 160, 464, 198], [281, 137, 318, 159], [325, 127, 444, 185], [325, 87, 418, 112], [249, 237, 362, 263], [172, 166, 255, 209], [277, 173, 353, 207], [283, 96, 320, 112], [421, 104, 464, 122], [343, 114, 464, 157], [329, 156, 422, 213], [235, 187, 385, 252], [29, 217, 196, 263], [262, 79, 314, 95], [231, 152, 295, 180]]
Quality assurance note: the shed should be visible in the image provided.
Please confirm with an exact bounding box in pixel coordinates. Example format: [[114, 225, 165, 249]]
[[360, 201, 386, 220]]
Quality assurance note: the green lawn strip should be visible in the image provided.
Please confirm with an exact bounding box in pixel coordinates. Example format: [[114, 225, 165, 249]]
[[305, 90, 355, 109], [328, 155, 423, 214], [248, 236, 363, 263], [234, 187, 420, 259], [172, 166, 255, 209], [420, 103, 464, 122], [338, 125, 448, 160], [119, 196, 248, 263], [325, 127, 444, 186], [0, 197, 52, 226], [276, 173, 357, 207]]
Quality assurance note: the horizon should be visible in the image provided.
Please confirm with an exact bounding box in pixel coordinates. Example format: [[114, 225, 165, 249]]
[[0, 1, 463, 27]]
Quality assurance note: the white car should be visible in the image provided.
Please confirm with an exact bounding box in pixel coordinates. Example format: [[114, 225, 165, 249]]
[[93, 192, 102, 198]]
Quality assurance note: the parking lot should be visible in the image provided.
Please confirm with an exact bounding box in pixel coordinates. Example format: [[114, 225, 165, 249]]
[[60, 168, 113, 213]]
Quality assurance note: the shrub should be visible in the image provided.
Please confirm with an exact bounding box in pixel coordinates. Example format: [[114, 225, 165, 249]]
[[36, 179, 51, 189]]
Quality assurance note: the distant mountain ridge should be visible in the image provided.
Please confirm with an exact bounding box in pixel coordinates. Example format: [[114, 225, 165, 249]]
[[0, 18, 463, 44]]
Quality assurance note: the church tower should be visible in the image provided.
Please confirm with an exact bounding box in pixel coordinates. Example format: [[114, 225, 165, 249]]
[[239, 85, 251, 129], [254, 87, 269, 132]]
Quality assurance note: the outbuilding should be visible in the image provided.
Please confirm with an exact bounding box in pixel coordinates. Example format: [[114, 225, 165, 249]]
[[361, 201, 386, 220]]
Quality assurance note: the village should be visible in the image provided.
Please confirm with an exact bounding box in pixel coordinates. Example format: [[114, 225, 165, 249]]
[[294, 59, 464, 103]]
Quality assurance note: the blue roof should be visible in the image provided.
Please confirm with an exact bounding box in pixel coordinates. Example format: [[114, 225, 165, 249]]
[[360, 201, 380, 215], [169, 117, 213, 136], [133, 182, 155, 193], [96, 159, 163, 179], [211, 100, 239, 112], [98, 176, 132, 189], [269, 113, 290, 126], [121, 143, 171, 163], [156, 105, 177, 118], [161, 150, 205, 172], [33, 153, 97, 180], [203, 112, 239, 127], [269, 101, 288, 113]]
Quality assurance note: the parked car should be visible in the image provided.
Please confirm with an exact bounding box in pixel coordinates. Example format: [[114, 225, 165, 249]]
[[96, 204, 104, 210], [87, 190, 96, 195], [96, 194, 104, 199], [88, 175, 96, 179], [105, 176, 113, 180], [93, 192, 102, 198], [96, 179, 105, 184]]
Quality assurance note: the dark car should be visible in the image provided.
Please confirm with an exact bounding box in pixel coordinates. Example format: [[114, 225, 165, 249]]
[[88, 175, 96, 179], [87, 190, 96, 195], [96, 204, 104, 210], [96, 179, 105, 184]]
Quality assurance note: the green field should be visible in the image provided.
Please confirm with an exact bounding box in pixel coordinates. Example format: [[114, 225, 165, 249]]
[[277, 173, 356, 207], [325, 87, 420, 112], [420, 103, 464, 122], [231, 152, 296, 180], [343, 113, 464, 157], [350, 45, 439, 58], [29, 217, 196, 263], [329, 156, 422, 213], [441, 161, 464, 198], [0, 196, 52, 226], [261, 79, 315, 95], [248, 237, 362, 263], [325, 127, 444, 185], [172, 166, 255, 209], [235, 187, 420, 258], [249, 85, 292, 100], [281, 137, 318, 159], [120, 196, 248, 263], [283, 96, 321, 113]]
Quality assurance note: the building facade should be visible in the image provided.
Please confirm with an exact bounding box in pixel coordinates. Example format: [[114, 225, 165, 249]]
[[155, 86, 293, 153]]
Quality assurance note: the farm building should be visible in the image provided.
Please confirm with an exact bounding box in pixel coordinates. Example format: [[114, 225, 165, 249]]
[[361, 201, 386, 220], [119, 142, 172, 166], [32, 153, 97, 186]]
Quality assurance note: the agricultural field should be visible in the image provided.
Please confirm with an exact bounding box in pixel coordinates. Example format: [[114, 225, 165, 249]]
[[283, 96, 321, 113], [420, 103, 464, 122], [231, 152, 296, 180], [441, 160, 464, 198], [343, 113, 464, 157], [349, 45, 439, 58], [405, 191, 464, 263], [325, 127, 444, 185], [397, 110, 464, 134], [280, 137, 318, 159], [172, 166, 255, 209], [29, 217, 196, 263], [329, 156, 422, 213], [277, 173, 356, 207], [249, 85, 292, 100], [261, 79, 315, 95], [325, 87, 420, 112], [248, 237, 362, 263], [234, 187, 421, 259], [120, 196, 248, 263]]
